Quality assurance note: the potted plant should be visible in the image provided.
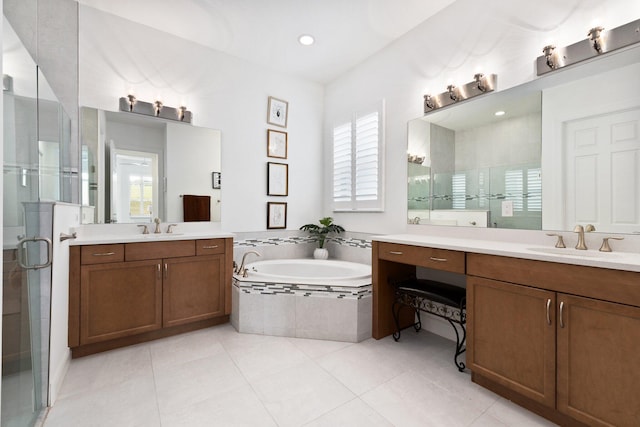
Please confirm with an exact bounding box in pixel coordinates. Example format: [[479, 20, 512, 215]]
[[299, 217, 345, 259]]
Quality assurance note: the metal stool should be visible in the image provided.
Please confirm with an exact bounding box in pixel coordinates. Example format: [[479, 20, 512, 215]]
[[391, 278, 466, 372]]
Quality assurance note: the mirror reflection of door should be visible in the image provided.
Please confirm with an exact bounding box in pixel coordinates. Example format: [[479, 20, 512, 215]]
[[110, 149, 158, 223], [564, 107, 640, 233]]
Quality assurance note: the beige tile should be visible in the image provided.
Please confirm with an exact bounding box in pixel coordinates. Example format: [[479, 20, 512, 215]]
[[160, 384, 277, 427], [305, 398, 393, 427], [251, 360, 355, 427]]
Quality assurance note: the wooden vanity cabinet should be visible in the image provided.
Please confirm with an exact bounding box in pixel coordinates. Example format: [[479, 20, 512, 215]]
[[80, 258, 162, 344], [69, 238, 232, 357], [372, 241, 466, 339], [467, 253, 640, 427]]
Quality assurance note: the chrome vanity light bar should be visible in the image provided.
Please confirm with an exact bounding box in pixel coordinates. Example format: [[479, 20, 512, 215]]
[[119, 96, 193, 123], [423, 73, 497, 115], [537, 18, 640, 75]]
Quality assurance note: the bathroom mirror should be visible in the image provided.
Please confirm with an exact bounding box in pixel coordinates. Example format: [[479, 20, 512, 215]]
[[80, 107, 222, 224], [408, 44, 640, 233]]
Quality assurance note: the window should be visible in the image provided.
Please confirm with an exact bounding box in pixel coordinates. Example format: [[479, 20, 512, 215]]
[[505, 167, 542, 213], [452, 173, 466, 209], [332, 103, 384, 211]]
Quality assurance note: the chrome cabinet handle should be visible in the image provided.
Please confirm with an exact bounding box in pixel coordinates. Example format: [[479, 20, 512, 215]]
[[559, 301, 565, 328], [92, 252, 116, 257], [202, 245, 219, 249], [429, 257, 447, 262], [164, 263, 168, 279], [546, 299, 552, 325], [389, 251, 403, 255], [157, 264, 161, 278]]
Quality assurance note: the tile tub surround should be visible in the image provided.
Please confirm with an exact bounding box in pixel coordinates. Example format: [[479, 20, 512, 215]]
[[231, 278, 373, 342], [233, 230, 373, 266]]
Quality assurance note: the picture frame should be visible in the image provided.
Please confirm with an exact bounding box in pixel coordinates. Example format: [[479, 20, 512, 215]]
[[267, 202, 287, 229], [267, 162, 288, 196], [267, 129, 288, 159], [267, 96, 288, 128], [212, 171, 221, 189]]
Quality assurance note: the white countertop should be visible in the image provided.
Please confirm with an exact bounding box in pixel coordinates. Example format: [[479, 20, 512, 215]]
[[373, 234, 640, 273], [69, 223, 234, 245]]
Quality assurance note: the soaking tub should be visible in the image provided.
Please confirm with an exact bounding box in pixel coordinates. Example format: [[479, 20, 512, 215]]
[[231, 259, 372, 342]]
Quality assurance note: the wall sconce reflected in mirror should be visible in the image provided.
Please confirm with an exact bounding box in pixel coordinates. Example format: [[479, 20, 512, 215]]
[[119, 96, 193, 123], [537, 18, 640, 75], [423, 73, 497, 114]]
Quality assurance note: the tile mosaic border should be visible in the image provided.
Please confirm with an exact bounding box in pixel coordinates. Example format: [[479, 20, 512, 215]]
[[234, 235, 372, 249], [233, 278, 372, 300]]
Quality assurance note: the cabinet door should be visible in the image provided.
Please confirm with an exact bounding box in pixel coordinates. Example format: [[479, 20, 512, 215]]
[[557, 294, 640, 427], [467, 276, 556, 408], [163, 255, 225, 328], [80, 260, 162, 344]]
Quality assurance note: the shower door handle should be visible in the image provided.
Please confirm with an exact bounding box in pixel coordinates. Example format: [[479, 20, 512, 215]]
[[16, 236, 53, 270]]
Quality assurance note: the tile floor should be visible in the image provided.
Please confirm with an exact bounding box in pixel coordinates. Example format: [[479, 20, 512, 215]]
[[43, 324, 557, 427]]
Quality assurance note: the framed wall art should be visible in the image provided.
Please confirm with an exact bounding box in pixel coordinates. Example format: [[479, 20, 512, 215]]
[[267, 129, 288, 159], [267, 96, 288, 128], [267, 202, 287, 229], [267, 162, 288, 196]]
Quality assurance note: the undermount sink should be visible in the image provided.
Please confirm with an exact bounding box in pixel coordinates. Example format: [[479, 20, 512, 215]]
[[526, 247, 620, 258], [140, 232, 185, 238]]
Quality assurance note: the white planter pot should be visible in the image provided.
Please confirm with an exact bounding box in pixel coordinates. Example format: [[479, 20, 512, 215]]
[[313, 248, 329, 260]]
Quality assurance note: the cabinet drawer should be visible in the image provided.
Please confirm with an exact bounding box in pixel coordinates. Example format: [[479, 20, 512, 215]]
[[81, 244, 125, 265], [377, 242, 465, 273], [125, 240, 195, 261], [196, 239, 225, 256]]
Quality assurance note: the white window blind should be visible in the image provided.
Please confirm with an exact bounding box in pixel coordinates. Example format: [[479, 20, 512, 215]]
[[505, 169, 524, 211], [527, 168, 542, 212], [332, 104, 384, 211], [452, 173, 466, 209]]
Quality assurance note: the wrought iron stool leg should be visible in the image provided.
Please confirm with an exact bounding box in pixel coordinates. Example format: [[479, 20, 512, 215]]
[[447, 318, 466, 372], [414, 308, 422, 332], [392, 300, 402, 341]]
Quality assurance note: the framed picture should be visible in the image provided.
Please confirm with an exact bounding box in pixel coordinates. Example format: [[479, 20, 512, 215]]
[[212, 171, 221, 189], [267, 202, 287, 229], [267, 96, 288, 128], [267, 129, 288, 159], [267, 162, 288, 196]]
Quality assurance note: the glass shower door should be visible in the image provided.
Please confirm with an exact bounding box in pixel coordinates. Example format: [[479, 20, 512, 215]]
[[2, 17, 54, 427]]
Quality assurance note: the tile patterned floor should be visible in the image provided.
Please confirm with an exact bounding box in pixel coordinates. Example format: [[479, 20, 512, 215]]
[[43, 324, 557, 426]]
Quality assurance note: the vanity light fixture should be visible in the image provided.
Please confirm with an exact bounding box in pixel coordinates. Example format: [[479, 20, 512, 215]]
[[588, 26, 605, 53], [127, 93, 136, 111], [423, 73, 497, 114], [154, 100, 163, 116], [542, 45, 557, 69], [537, 18, 640, 75], [119, 96, 193, 123], [447, 84, 459, 102]]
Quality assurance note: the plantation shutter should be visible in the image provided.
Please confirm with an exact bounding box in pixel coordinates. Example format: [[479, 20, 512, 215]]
[[332, 102, 384, 211]]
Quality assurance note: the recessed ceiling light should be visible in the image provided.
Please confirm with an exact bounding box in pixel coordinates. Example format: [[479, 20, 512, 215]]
[[298, 34, 315, 46], [495, 110, 506, 116]]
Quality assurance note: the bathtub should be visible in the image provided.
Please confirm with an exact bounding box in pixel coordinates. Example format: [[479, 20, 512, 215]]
[[231, 259, 372, 342]]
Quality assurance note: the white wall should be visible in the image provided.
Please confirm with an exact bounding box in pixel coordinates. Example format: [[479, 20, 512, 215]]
[[165, 123, 221, 222], [324, 0, 640, 234], [78, 5, 324, 232]]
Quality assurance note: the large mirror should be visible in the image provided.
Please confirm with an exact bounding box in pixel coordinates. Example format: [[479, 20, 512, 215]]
[[408, 44, 640, 234], [80, 107, 221, 224]]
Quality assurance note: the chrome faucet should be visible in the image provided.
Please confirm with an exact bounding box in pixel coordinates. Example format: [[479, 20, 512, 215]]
[[154, 217, 161, 233], [573, 224, 596, 250], [236, 250, 261, 277]]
